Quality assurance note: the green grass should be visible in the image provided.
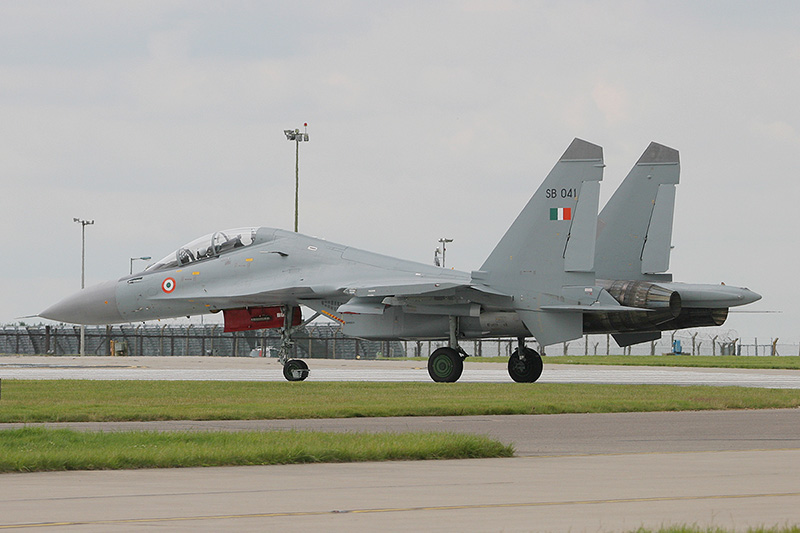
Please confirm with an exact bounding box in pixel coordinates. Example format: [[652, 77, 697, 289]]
[[628, 527, 800, 533], [3, 380, 800, 423], [0, 427, 513, 473]]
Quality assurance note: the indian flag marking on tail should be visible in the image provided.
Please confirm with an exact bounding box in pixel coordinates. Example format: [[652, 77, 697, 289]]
[[550, 207, 571, 221]]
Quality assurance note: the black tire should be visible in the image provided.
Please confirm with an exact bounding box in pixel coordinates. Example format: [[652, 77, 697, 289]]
[[508, 347, 543, 383], [283, 359, 309, 382], [427, 347, 464, 383]]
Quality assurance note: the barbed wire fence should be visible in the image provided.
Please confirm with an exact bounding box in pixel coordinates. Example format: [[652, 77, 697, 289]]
[[0, 324, 404, 359], [0, 325, 796, 357]]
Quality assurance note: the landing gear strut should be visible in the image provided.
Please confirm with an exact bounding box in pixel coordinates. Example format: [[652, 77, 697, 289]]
[[508, 337, 543, 383], [278, 306, 320, 382], [427, 317, 468, 383]]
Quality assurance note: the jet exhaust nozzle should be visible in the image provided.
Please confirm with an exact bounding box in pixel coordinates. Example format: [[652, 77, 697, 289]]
[[601, 280, 681, 317]]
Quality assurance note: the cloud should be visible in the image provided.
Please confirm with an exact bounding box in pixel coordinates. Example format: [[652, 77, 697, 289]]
[[2, 1, 799, 343]]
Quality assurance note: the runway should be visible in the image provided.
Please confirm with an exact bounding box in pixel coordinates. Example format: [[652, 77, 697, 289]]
[[2, 357, 800, 531], [2, 355, 800, 388]]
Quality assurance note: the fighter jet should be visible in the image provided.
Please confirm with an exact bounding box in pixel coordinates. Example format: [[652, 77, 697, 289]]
[[40, 138, 760, 382]]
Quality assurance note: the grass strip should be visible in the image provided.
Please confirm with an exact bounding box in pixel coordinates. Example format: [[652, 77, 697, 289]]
[[628, 527, 800, 533], [0, 427, 513, 473], [3, 381, 800, 422]]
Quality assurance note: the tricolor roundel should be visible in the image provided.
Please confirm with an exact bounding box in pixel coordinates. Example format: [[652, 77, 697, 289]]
[[550, 207, 571, 221], [161, 277, 176, 293]]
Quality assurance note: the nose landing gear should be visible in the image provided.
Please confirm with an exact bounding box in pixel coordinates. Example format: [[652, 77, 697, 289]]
[[277, 306, 320, 382]]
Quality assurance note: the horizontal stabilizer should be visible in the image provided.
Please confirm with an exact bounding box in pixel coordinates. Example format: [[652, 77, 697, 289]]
[[540, 303, 652, 313]]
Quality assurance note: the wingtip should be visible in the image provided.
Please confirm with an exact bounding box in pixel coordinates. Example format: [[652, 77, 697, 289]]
[[560, 138, 603, 162], [637, 142, 679, 164]]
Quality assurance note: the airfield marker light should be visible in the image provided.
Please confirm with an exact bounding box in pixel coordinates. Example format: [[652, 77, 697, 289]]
[[130, 256, 152, 275], [73, 217, 94, 356], [284, 124, 309, 232]]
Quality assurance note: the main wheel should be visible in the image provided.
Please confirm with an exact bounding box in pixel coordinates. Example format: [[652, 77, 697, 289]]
[[427, 347, 464, 383], [283, 359, 309, 382], [508, 347, 543, 383]]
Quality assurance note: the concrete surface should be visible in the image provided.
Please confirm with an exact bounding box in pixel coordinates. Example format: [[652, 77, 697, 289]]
[[2, 356, 800, 531]]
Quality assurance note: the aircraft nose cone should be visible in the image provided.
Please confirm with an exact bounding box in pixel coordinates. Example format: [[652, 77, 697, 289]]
[[40, 280, 123, 324], [739, 288, 762, 306]]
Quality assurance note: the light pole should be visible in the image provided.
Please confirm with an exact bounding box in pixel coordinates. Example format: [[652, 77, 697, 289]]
[[438, 238, 453, 268], [284, 123, 309, 232], [130, 256, 152, 275], [73, 217, 94, 356]]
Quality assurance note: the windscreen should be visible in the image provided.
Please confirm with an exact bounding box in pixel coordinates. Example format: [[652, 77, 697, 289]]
[[146, 227, 258, 272]]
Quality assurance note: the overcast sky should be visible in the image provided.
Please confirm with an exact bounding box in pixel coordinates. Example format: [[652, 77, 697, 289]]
[[2, 1, 798, 346]]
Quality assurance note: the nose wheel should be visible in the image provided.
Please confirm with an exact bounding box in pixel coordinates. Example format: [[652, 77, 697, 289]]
[[277, 305, 320, 382], [283, 359, 309, 381]]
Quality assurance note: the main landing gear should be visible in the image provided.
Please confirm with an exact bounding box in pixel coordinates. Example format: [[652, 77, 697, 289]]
[[507, 337, 543, 383], [278, 306, 320, 382], [427, 347, 465, 382], [427, 317, 468, 383], [426, 329, 544, 383]]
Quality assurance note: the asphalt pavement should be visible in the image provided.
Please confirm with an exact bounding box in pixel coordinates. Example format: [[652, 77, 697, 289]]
[[2, 356, 800, 531]]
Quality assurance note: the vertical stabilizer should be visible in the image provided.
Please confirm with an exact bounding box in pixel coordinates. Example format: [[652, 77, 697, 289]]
[[479, 138, 604, 346], [595, 142, 679, 280]]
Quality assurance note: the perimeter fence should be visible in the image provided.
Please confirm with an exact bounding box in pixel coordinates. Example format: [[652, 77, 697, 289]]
[[0, 324, 404, 359], [0, 325, 795, 358]]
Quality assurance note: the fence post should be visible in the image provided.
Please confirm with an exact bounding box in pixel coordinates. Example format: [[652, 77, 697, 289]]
[[210, 325, 217, 356]]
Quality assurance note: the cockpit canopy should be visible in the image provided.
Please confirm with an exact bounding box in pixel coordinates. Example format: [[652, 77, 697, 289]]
[[146, 227, 259, 272]]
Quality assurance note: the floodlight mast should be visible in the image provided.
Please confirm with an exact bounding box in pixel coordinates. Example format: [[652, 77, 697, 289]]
[[73, 217, 94, 356], [438, 237, 453, 268], [284, 123, 309, 232]]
